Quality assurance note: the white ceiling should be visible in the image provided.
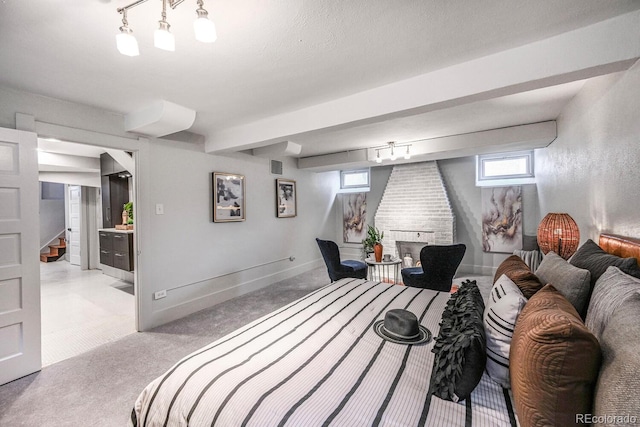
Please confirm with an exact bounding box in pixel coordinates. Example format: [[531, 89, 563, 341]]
[[2, 1, 640, 167]]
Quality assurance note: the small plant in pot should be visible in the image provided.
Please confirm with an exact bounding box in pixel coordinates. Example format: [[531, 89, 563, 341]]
[[123, 202, 133, 228], [362, 225, 384, 262]]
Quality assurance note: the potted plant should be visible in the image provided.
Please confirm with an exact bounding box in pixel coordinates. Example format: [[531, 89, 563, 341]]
[[362, 225, 384, 262], [123, 202, 133, 228]]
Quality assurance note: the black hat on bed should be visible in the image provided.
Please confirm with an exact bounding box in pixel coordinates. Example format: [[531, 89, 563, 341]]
[[373, 309, 432, 345]]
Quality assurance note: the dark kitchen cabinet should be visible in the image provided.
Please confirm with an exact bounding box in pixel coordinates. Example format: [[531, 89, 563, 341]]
[[100, 153, 131, 229], [101, 173, 130, 228], [99, 230, 133, 271]]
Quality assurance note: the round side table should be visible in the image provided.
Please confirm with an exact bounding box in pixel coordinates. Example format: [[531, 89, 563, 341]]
[[365, 258, 402, 284]]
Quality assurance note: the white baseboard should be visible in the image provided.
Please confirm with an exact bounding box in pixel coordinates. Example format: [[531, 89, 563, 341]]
[[145, 258, 324, 330]]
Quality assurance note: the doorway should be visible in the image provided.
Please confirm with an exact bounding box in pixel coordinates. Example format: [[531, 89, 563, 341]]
[[38, 140, 137, 366]]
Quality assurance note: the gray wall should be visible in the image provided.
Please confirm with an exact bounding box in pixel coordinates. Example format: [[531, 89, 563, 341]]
[[334, 166, 392, 260], [39, 182, 65, 250], [536, 63, 640, 241], [141, 139, 339, 328], [438, 158, 539, 275]]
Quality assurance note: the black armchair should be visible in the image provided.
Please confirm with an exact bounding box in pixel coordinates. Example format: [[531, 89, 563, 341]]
[[401, 244, 466, 291], [316, 238, 367, 282]]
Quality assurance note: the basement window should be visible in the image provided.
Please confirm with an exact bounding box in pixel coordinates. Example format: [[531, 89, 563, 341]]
[[476, 150, 535, 186], [340, 168, 370, 192]]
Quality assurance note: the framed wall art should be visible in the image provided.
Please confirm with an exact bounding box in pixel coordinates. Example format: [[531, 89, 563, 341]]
[[212, 172, 245, 222], [343, 192, 367, 243], [481, 186, 523, 253], [276, 178, 296, 218]]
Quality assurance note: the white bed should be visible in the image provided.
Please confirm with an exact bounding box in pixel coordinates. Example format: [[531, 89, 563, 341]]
[[130, 278, 517, 426]]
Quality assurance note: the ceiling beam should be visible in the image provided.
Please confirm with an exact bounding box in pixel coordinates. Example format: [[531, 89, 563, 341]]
[[298, 121, 556, 171], [37, 152, 100, 173], [205, 10, 640, 155]]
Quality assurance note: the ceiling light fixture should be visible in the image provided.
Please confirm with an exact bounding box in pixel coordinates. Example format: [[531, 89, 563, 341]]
[[154, 0, 175, 51], [116, 9, 140, 56], [370, 141, 412, 164], [194, 0, 217, 43], [404, 145, 411, 160], [116, 0, 217, 56]]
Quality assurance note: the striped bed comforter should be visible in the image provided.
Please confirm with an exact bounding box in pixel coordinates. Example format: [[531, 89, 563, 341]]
[[131, 278, 518, 427]]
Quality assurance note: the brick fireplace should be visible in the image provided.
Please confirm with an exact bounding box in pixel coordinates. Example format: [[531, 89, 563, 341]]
[[374, 162, 455, 266]]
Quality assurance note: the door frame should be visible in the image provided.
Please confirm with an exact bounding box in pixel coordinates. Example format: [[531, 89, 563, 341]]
[[18, 114, 147, 333]]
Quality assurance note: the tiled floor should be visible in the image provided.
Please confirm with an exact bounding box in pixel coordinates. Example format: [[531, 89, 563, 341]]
[[40, 260, 136, 366]]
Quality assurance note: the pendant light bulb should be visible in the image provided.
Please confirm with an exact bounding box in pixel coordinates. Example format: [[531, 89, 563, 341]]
[[116, 11, 139, 56], [155, 20, 175, 51], [375, 150, 382, 163], [194, 1, 217, 43], [154, 1, 175, 51], [404, 145, 411, 160], [389, 142, 397, 161]]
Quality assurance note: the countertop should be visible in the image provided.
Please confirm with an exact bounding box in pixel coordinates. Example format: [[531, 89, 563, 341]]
[[98, 228, 134, 234]]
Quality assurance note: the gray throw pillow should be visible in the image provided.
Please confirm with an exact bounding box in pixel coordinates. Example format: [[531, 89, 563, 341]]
[[569, 239, 640, 287], [585, 266, 640, 342], [535, 252, 591, 317], [592, 293, 640, 420]]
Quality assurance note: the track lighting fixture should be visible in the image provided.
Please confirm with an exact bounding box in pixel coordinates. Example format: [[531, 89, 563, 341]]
[[370, 141, 412, 164], [116, 10, 140, 56], [116, 0, 217, 56]]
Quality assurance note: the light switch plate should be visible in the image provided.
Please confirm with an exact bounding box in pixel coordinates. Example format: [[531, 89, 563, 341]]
[[155, 203, 164, 215]]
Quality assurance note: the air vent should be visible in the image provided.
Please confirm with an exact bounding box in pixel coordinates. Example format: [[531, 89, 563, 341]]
[[271, 160, 283, 175]]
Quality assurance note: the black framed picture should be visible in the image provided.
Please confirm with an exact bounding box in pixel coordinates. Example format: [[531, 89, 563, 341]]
[[213, 172, 245, 222], [276, 178, 296, 218]]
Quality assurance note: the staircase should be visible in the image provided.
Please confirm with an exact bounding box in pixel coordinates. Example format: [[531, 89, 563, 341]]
[[40, 237, 66, 263]]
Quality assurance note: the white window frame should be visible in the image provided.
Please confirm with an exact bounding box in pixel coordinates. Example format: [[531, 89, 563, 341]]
[[340, 168, 370, 192], [476, 150, 535, 186]]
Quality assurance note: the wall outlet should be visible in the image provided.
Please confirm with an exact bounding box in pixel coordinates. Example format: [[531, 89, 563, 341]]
[[154, 290, 167, 300]]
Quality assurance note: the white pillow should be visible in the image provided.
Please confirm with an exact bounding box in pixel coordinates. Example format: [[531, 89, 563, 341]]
[[484, 274, 528, 388]]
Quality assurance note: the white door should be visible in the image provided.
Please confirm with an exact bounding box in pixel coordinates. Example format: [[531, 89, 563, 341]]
[[0, 126, 41, 385], [67, 185, 81, 266]]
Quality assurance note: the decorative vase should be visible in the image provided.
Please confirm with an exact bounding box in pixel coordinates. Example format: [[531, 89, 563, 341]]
[[403, 253, 413, 268], [122, 210, 128, 226], [374, 243, 383, 262]]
